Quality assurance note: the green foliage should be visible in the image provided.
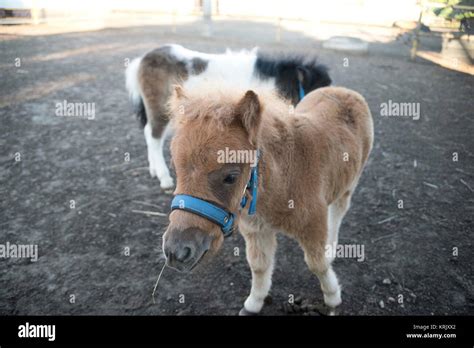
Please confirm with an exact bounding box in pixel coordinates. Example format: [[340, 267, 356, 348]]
[[430, 0, 474, 20]]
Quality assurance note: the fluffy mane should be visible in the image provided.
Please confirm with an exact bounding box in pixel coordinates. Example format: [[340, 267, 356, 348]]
[[167, 79, 289, 128]]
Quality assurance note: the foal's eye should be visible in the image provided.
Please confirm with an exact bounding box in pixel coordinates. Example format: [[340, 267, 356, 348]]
[[223, 173, 238, 185]]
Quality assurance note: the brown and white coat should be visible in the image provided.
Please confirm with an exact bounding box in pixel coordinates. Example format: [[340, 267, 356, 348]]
[[125, 44, 331, 189], [163, 81, 373, 315]]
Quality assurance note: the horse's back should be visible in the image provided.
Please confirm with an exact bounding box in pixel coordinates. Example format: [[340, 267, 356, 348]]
[[292, 87, 373, 204], [297, 86, 374, 164]]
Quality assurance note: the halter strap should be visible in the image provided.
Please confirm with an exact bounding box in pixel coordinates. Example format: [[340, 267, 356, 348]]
[[299, 81, 305, 101], [171, 195, 235, 237], [239, 153, 259, 215], [170, 150, 260, 237]]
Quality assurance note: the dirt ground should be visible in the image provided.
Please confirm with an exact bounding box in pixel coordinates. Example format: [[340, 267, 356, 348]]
[[0, 20, 473, 316]]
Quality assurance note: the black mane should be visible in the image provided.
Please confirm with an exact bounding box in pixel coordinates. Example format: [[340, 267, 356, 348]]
[[255, 53, 331, 105]]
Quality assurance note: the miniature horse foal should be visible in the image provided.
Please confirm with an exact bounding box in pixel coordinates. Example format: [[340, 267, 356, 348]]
[[162, 83, 373, 315]]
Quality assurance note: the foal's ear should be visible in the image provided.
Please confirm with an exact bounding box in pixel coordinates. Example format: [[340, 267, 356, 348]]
[[235, 90, 262, 145]]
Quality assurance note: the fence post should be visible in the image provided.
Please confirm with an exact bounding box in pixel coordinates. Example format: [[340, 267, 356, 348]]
[[411, 7, 423, 60], [172, 10, 176, 33], [276, 17, 282, 43], [203, 0, 212, 37], [31, 0, 40, 25]]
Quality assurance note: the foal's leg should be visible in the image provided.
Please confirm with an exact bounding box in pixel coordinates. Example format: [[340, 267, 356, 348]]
[[303, 250, 342, 311], [144, 121, 174, 189], [326, 191, 352, 262], [140, 72, 174, 189], [239, 225, 277, 315], [299, 209, 342, 313], [139, 55, 176, 190]]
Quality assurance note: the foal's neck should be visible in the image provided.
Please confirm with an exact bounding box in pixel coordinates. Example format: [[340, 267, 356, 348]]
[[257, 104, 298, 192]]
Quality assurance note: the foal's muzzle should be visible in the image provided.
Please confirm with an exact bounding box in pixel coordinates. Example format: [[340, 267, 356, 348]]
[[163, 227, 213, 272]]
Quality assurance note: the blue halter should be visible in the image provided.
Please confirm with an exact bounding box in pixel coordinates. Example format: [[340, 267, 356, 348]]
[[170, 151, 260, 237], [299, 81, 305, 100]]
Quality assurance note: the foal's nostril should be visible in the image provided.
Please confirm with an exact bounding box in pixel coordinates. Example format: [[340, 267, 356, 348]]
[[174, 246, 192, 263], [163, 227, 213, 270]]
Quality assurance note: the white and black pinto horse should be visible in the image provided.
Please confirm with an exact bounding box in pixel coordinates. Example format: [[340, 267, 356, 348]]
[[125, 44, 331, 189]]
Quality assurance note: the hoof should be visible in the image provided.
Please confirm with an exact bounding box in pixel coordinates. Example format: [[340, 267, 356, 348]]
[[323, 287, 341, 308], [239, 307, 259, 316], [159, 176, 175, 190]]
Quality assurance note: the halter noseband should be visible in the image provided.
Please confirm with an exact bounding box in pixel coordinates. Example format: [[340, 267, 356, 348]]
[[170, 150, 260, 238]]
